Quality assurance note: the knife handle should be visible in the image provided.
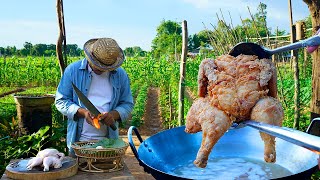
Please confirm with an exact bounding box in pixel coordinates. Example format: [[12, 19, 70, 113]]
[[97, 114, 117, 131], [110, 123, 117, 131]]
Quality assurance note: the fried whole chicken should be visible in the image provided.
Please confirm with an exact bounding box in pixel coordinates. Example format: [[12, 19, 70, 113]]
[[185, 54, 284, 168]]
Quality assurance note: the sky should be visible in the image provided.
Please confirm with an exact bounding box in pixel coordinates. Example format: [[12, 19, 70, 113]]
[[0, 0, 310, 51]]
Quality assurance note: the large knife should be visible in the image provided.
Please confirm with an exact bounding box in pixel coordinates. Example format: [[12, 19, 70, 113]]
[[72, 83, 117, 131]]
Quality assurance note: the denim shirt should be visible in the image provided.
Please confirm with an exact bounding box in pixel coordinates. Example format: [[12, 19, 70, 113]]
[[55, 58, 134, 155]]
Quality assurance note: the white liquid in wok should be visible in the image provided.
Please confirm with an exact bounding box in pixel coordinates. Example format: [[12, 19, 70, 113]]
[[170, 157, 293, 180]]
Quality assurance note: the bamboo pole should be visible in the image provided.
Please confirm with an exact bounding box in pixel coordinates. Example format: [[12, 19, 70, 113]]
[[169, 85, 173, 123], [240, 15, 252, 42], [260, 3, 270, 47], [288, 0, 300, 129], [228, 11, 241, 43], [247, 6, 263, 44], [219, 9, 237, 46], [210, 23, 228, 54], [216, 13, 233, 51], [178, 20, 188, 126], [202, 22, 220, 53]]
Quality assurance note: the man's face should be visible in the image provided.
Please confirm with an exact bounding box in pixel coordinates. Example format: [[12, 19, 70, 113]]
[[88, 62, 107, 75]]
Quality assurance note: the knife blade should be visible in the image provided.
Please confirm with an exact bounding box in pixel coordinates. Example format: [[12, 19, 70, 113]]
[[72, 83, 117, 131]]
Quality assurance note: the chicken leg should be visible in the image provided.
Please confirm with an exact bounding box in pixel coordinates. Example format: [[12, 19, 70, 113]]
[[185, 97, 233, 168], [250, 97, 284, 163]]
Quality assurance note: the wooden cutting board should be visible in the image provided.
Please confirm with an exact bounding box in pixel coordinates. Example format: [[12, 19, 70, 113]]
[[4, 157, 78, 180]]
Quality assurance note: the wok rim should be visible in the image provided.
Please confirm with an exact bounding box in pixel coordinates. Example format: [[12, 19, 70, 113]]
[[136, 126, 318, 179]]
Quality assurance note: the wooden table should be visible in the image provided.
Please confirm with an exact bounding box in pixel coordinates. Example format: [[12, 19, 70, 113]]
[[1, 160, 135, 180], [64, 164, 134, 180], [1, 136, 149, 180]]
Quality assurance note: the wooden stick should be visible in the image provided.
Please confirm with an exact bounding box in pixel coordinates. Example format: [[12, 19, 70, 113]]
[[56, 0, 67, 76], [247, 6, 263, 44], [178, 20, 188, 126]]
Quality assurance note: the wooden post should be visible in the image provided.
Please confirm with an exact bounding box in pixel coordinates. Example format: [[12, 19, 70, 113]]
[[302, 0, 320, 120], [303, 48, 307, 78], [169, 85, 173, 123], [288, 0, 300, 129], [56, 0, 67, 76], [178, 20, 188, 126], [56, 0, 68, 152]]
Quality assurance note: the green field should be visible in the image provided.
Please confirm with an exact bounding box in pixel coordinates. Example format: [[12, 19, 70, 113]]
[[0, 54, 315, 177]]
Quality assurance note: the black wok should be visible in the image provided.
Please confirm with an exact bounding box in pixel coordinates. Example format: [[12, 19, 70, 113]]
[[128, 125, 319, 179], [228, 34, 320, 59]]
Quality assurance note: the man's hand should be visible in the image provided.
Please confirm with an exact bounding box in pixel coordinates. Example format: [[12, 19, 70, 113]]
[[99, 110, 120, 126], [307, 29, 320, 53], [76, 108, 94, 126]]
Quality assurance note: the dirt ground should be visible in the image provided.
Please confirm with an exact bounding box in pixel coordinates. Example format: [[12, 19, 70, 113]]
[[119, 87, 164, 180]]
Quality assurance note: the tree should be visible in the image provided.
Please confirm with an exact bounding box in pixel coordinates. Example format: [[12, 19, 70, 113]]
[[188, 34, 199, 51], [23, 42, 33, 56], [33, 44, 47, 56], [151, 20, 182, 59], [254, 2, 270, 37], [124, 46, 146, 57], [66, 44, 81, 56], [188, 30, 213, 51], [302, 0, 320, 120], [3, 46, 17, 56], [234, 3, 271, 40], [124, 47, 134, 57], [0, 47, 4, 56], [46, 44, 57, 56], [197, 30, 212, 47]]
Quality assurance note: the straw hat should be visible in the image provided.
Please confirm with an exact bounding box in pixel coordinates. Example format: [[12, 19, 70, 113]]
[[84, 38, 125, 71]]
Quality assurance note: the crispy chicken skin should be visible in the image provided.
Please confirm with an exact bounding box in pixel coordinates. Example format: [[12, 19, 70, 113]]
[[185, 97, 233, 168], [186, 54, 283, 168], [251, 97, 284, 163]]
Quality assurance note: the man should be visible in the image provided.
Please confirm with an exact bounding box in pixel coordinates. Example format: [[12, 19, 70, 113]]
[[55, 38, 134, 156]]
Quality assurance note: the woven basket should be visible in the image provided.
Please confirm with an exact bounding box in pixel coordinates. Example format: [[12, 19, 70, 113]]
[[72, 140, 129, 159], [71, 140, 129, 172]]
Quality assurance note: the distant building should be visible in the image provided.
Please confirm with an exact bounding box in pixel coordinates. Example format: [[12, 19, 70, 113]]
[[188, 46, 214, 58]]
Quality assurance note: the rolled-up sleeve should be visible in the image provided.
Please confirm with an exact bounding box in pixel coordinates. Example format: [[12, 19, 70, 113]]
[[55, 66, 80, 121]]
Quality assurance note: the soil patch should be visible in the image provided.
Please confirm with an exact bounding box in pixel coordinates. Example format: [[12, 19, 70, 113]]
[[120, 87, 163, 179]]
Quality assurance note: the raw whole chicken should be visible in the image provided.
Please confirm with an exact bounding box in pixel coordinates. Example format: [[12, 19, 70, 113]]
[[26, 148, 65, 171], [36, 148, 65, 160], [42, 156, 63, 172], [185, 54, 284, 168], [26, 157, 43, 170]]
